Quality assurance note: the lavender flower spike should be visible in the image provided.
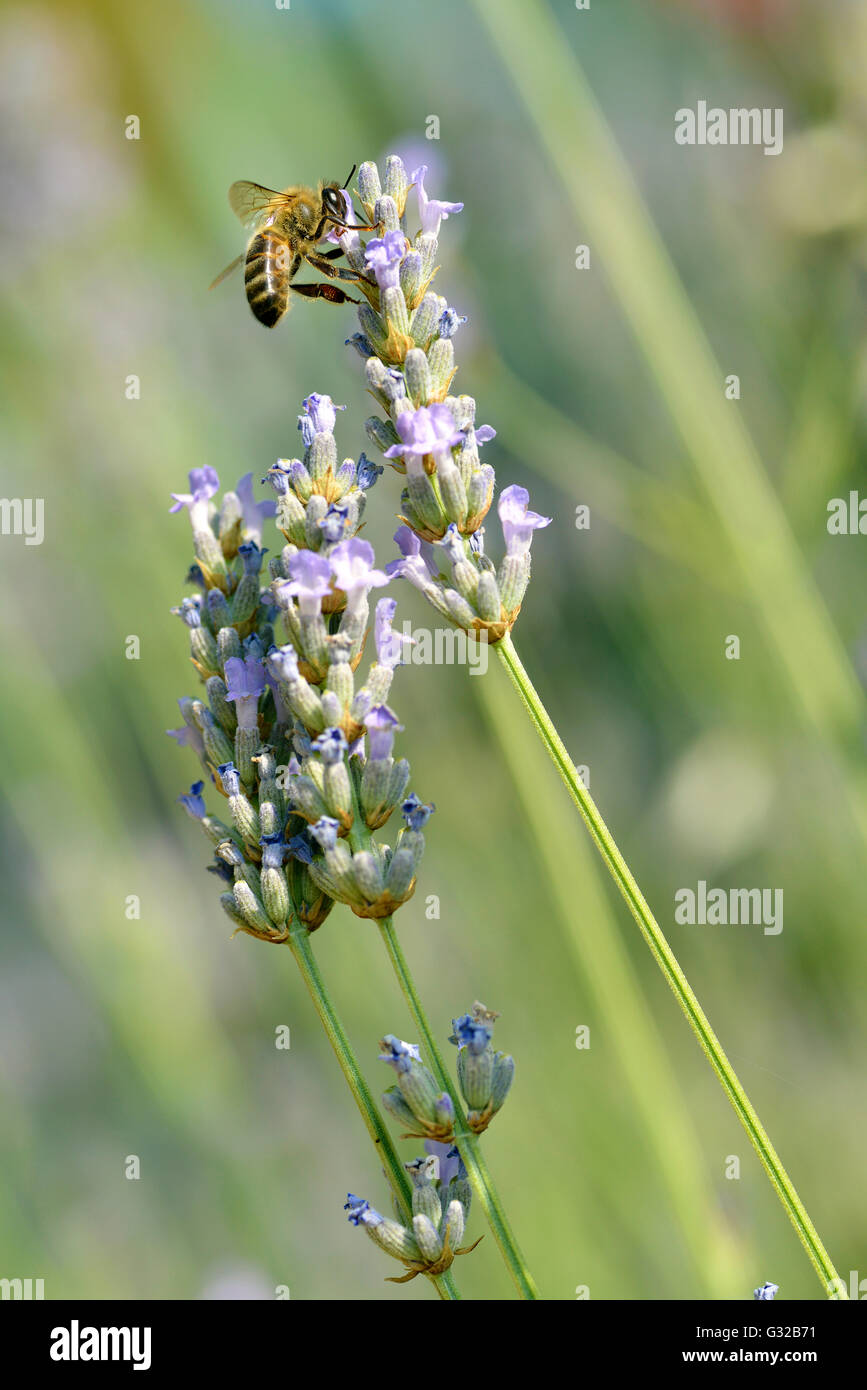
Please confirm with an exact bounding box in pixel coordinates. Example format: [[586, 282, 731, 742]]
[[339, 156, 555, 642], [166, 460, 500, 1290]]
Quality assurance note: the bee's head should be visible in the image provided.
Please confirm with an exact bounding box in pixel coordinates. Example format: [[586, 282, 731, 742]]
[[321, 184, 347, 222]]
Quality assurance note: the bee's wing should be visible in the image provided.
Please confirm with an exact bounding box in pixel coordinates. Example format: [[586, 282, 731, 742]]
[[208, 253, 245, 291], [228, 180, 299, 230]]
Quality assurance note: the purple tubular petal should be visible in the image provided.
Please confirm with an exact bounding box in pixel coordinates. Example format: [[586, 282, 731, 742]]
[[498, 484, 552, 557]]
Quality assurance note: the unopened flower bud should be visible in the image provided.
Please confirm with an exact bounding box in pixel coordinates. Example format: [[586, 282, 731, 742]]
[[442, 588, 476, 628], [351, 851, 385, 903], [497, 552, 529, 615], [206, 675, 237, 736], [365, 415, 401, 455], [437, 457, 469, 527], [218, 625, 242, 666], [356, 161, 381, 215], [399, 249, 424, 310], [194, 527, 228, 586], [232, 879, 273, 936], [491, 1052, 515, 1112], [427, 337, 455, 398], [379, 1035, 442, 1130], [410, 293, 442, 349], [466, 465, 495, 528], [189, 624, 220, 678], [286, 775, 328, 825], [259, 835, 290, 926], [405, 470, 446, 534], [382, 155, 410, 216], [193, 702, 234, 768], [404, 348, 432, 407], [373, 194, 400, 235], [412, 1213, 443, 1263], [207, 586, 232, 632], [382, 1086, 419, 1132], [218, 760, 261, 845], [220, 891, 248, 931], [475, 569, 502, 623], [384, 846, 416, 900], [381, 284, 410, 337], [442, 1199, 465, 1253]]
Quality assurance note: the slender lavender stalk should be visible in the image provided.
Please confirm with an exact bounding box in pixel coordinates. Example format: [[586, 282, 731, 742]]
[[333, 154, 847, 1300], [285, 917, 460, 1300]]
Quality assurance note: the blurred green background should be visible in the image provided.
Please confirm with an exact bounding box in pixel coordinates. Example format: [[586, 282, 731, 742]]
[[1, 0, 865, 1300]]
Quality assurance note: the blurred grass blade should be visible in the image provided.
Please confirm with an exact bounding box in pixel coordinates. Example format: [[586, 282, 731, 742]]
[[477, 357, 739, 594], [476, 654, 746, 1297], [471, 0, 867, 834]]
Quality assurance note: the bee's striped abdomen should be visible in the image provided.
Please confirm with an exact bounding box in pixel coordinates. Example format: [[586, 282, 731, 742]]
[[244, 230, 293, 327]]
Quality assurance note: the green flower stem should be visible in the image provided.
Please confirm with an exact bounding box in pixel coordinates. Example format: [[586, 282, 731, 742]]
[[284, 918, 460, 1301], [496, 631, 846, 1300], [377, 915, 540, 1301]]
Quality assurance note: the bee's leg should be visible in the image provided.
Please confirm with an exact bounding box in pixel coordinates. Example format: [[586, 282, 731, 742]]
[[289, 282, 360, 306], [318, 246, 347, 261], [304, 252, 368, 285]]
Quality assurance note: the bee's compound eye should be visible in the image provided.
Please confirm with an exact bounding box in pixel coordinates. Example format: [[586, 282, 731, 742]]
[[323, 187, 343, 217]]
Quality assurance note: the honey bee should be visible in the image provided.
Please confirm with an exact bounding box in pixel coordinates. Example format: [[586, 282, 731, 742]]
[[210, 164, 371, 328]]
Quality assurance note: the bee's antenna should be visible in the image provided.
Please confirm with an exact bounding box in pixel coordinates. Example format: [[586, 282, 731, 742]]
[[342, 162, 357, 190]]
